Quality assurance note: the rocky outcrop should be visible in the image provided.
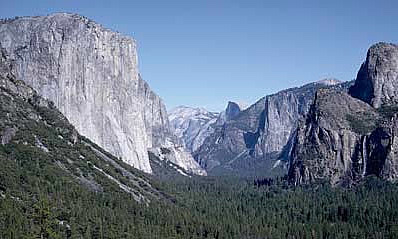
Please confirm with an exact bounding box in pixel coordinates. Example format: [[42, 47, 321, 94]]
[[194, 80, 351, 175], [169, 106, 219, 152], [225, 101, 242, 121], [0, 13, 202, 175], [349, 43, 398, 108], [215, 101, 247, 126], [139, 75, 173, 148], [194, 98, 265, 173], [149, 144, 207, 176], [259, 79, 352, 156], [288, 89, 381, 185], [288, 43, 398, 186]]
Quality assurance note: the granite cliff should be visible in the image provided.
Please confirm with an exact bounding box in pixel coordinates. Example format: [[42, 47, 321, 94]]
[[288, 43, 398, 185], [168, 102, 248, 154], [0, 43, 164, 203], [0, 13, 205, 175], [194, 79, 351, 176], [349, 43, 398, 108], [169, 106, 219, 152]]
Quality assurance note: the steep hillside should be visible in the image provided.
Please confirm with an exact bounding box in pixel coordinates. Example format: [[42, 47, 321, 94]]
[[0, 13, 203, 175], [0, 43, 183, 237]]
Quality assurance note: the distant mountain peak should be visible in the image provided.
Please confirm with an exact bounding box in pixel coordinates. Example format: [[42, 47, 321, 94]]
[[316, 78, 341, 86], [225, 101, 243, 121], [168, 106, 219, 152]]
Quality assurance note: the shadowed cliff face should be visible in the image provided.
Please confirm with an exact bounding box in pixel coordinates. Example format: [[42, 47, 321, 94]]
[[225, 101, 242, 121], [288, 43, 398, 186], [349, 43, 398, 108], [194, 80, 351, 176], [0, 13, 205, 175], [288, 89, 381, 185]]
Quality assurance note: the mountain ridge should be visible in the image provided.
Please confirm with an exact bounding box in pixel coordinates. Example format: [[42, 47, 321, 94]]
[[193, 78, 351, 176], [169, 105, 219, 153]]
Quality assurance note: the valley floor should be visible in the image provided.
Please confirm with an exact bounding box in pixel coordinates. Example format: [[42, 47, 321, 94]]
[[1, 160, 398, 239]]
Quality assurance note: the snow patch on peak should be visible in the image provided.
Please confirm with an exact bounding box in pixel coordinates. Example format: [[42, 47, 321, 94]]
[[316, 78, 341, 86], [169, 106, 219, 152], [169, 106, 218, 122]]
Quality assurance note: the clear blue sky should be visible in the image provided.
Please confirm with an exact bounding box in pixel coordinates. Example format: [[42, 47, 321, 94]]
[[1, 0, 397, 111]]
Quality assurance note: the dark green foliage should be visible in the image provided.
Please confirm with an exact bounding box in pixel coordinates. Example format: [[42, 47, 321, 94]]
[[346, 112, 378, 135], [378, 104, 398, 118], [155, 176, 398, 239], [0, 73, 168, 238], [347, 104, 398, 135], [1, 95, 398, 238], [3, 150, 398, 239], [1, 72, 398, 238]]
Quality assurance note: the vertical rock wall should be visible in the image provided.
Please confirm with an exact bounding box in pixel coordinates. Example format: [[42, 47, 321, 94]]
[[0, 13, 183, 174]]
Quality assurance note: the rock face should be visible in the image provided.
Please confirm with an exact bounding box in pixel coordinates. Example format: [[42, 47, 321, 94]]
[[169, 106, 219, 152], [194, 80, 351, 176], [0, 43, 164, 203], [215, 101, 247, 126], [149, 144, 207, 176], [194, 98, 266, 174], [288, 89, 381, 185], [288, 43, 398, 186], [225, 101, 242, 121], [349, 43, 398, 108], [0, 13, 202, 175]]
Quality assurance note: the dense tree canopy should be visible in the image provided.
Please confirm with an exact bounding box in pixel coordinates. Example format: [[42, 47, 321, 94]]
[[1, 149, 398, 239]]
